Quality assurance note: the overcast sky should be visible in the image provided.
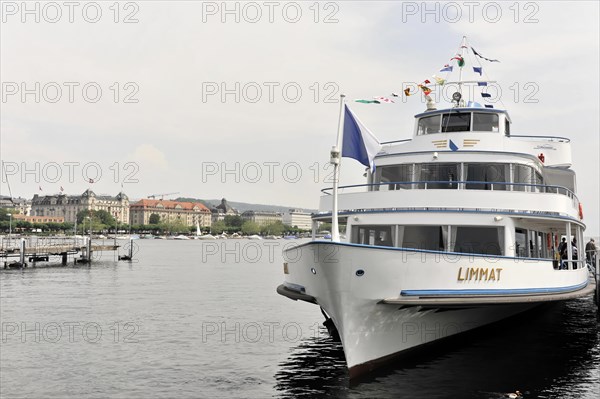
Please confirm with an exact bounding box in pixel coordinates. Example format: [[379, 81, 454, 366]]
[[1, 1, 598, 235]]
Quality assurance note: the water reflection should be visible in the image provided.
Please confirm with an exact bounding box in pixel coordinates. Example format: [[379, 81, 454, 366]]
[[275, 331, 349, 398], [275, 299, 599, 399]]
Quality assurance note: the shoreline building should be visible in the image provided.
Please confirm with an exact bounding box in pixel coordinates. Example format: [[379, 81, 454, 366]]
[[241, 210, 282, 226], [0, 196, 31, 216], [30, 190, 129, 224], [282, 209, 313, 230], [210, 198, 238, 223], [12, 214, 65, 224], [129, 199, 212, 227]]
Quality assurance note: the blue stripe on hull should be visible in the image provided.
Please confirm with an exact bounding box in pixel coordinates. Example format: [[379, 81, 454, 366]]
[[401, 281, 589, 297]]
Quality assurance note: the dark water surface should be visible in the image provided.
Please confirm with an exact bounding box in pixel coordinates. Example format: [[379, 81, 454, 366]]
[[1, 239, 598, 398]]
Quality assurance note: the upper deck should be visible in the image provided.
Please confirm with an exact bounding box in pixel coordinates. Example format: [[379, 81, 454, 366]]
[[378, 107, 572, 168]]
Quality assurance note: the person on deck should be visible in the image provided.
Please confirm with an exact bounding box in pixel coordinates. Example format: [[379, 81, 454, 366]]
[[585, 238, 597, 265]]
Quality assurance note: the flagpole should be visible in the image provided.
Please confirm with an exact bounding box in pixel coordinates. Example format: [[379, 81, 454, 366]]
[[330, 94, 346, 242]]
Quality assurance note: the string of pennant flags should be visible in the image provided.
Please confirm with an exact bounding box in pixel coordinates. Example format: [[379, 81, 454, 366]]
[[354, 45, 500, 108]]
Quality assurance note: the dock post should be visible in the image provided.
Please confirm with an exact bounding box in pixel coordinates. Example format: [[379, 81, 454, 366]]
[[88, 237, 93, 263], [19, 238, 26, 267], [62, 252, 68, 265], [129, 238, 134, 260]]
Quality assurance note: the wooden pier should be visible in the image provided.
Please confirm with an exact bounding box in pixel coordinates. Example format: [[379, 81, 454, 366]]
[[1, 237, 120, 268]]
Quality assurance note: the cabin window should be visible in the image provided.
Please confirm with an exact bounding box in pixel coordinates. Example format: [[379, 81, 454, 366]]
[[515, 228, 528, 257], [414, 163, 459, 189], [513, 164, 534, 191], [441, 113, 471, 132], [417, 115, 441, 135], [376, 164, 413, 190], [472, 113, 499, 132], [464, 163, 508, 190], [505, 119, 511, 136], [352, 225, 394, 247], [401, 226, 446, 251], [453, 226, 504, 255]]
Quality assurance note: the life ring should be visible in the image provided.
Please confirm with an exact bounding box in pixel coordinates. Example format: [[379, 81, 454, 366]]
[[578, 203, 584, 220]]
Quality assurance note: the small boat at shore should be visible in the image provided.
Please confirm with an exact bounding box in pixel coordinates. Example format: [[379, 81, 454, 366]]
[[198, 234, 217, 240], [172, 235, 190, 240]]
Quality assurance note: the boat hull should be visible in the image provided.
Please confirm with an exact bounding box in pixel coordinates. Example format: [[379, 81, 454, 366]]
[[279, 241, 592, 377]]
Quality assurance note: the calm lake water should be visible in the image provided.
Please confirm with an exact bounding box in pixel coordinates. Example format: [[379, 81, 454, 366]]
[[1, 239, 598, 398]]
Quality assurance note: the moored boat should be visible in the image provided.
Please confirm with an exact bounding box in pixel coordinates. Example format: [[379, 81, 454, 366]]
[[277, 37, 597, 379]]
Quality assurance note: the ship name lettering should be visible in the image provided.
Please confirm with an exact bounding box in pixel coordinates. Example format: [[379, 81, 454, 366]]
[[457, 267, 503, 282]]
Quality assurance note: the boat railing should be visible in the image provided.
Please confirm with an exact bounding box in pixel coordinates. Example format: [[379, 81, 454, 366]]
[[509, 135, 571, 143], [321, 181, 580, 206], [381, 138, 412, 145]]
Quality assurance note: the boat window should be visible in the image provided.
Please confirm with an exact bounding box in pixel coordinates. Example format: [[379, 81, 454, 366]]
[[472, 113, 499, 132], [417, 115, 441, 135], [453, 226, 504, 255], [352, 225, 394, 247], [414, 163, 459, 189], [533, 171, 543, 192], [441, 112, 471, 132], [464, 163, 508, 190], [505, 119, 511, 136], [376, 164, 413, 190], [513, 164, 534, 191], [402, 226, 445, 251], [515, 228, 528, 257]]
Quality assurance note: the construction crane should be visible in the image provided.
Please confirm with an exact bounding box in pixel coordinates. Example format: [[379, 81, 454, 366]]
[[147, 192, 180, 200]]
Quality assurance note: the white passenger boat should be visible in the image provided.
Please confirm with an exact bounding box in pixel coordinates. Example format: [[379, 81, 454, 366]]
[[277, 39, 597, 379]]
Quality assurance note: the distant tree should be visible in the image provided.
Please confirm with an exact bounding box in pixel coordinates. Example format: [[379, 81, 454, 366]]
[[241, 221, 260, 235], [15, 220, 32, 230], [261, 221, 285, 236], [76, 209, 93, 224], [212, 220, 226, 234], [149, 213, 161, 224], [94, 210, 116, 226], [224, 215, 243, 227]]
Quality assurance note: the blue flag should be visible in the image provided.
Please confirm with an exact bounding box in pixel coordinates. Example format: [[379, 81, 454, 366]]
[[477, 82, 488, 86], [440, 65, 453, 72], [473, 67, 482, 75], [342, 105, 382, 172], [481, 93, 492, 98], [484, 105, 494, 108]]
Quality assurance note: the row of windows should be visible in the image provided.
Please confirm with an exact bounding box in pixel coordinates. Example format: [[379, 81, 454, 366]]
[[352, 225, 504, 256], [373, 162, 543, 191], [417, 112, 509, 134]]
